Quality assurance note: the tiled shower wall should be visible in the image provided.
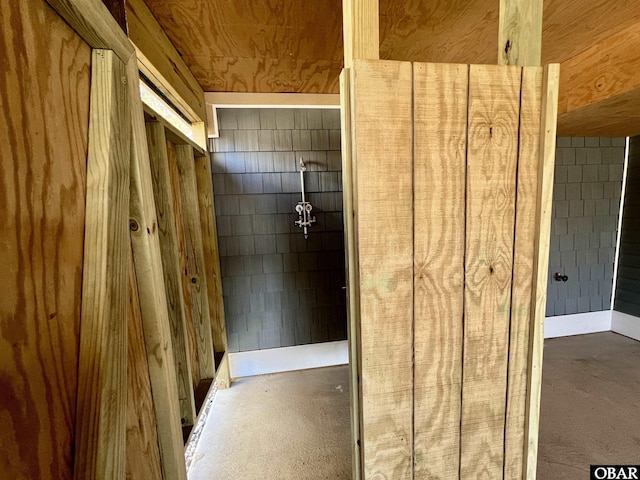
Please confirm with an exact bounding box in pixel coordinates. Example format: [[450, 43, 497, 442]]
[[546, 137, 625, 316], [210, 108, 347, 352]]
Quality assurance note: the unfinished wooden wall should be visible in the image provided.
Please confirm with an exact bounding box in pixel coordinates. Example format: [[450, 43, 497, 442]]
[[343, 59, 558, 479], [0, 1, 91, 478]]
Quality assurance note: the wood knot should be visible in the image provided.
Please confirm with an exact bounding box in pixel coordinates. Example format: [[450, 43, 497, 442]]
[[129, 219, 139, 231], [489, 266, 494, 274], [504, 39, 512, 55]]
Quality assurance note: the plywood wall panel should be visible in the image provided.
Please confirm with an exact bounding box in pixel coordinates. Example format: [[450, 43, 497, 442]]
[[0, 1, 90, 477]]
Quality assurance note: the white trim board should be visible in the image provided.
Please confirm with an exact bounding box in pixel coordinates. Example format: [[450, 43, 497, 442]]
[[544, 310, 612, 338], [228, 340, 348, 379], [611, 310, 640, 341]]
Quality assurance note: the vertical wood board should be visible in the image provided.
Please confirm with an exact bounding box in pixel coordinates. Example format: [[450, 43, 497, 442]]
[[342, 0, 379, 68], [352, 59, 414, 480], [412, 62, 468, 480], [74, 49, 131, 480], [498, 0, 543, 66], [460, 64, 521, 479], [0, 1, 90, 477]]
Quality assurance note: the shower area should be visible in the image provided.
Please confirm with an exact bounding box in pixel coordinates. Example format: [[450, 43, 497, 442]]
[[210, 108, 347, 359]]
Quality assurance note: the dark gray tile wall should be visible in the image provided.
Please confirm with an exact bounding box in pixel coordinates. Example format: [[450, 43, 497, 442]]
[[210, 108, 347, 352], [615, 136, 640, 317], [546, 137, 625, 316]]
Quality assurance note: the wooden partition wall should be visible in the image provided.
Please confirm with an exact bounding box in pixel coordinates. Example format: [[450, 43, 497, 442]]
[[342, 59, 559, 479]]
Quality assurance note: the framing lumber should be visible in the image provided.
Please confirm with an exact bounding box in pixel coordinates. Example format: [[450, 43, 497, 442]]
[[498, 0, 543, 66], [215, 353, 231, 390], [504, 66, 543, 479], [74, 49, 131, 480], [195, 154, 227, 354], [352, 59, 413, 480], [175, 144, 217, 379], [460, 64, 521, 479], [46, 0, 134, 63], [524, 63, 560, 480], [146, 121, 197, 427], [557, 22, 640, 137], [126, 59, 188, 480], [342, 0, 379, 68], [125, 0, 206, 122], [412, 62, 468, 479], [340, 68, 363, 480]]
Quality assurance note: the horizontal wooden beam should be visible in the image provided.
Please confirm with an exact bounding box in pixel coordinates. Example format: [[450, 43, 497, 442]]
[[46, 0, 134, 63], [205, 92, 340, 108], [558, 21, 640, 137]]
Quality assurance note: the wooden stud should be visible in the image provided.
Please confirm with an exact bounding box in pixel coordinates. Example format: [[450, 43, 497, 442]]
[[126, 257, 163, 480], [175, 144, 217, 379], [194, 154, 228, 355], [74, 49, 130, 480], [412, 62, 468, 479], [215, 353, 231, 390], [145, 121, 197, 427], [498, 0, 543, 66], [352, 59, 413, 480], [503, 66, 543, 479], [460, 64, 521, 479], [340, 67, 363, 480], [342, 0, 379, 68], [524, 63, 560, 480], [126, 58, 188, 480], [45, 0, 134, 63]]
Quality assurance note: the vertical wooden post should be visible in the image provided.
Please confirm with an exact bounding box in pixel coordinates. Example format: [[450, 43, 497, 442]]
[[342, 0, 379, 68], [175, 145, 217, 379], [126, 59, 188, 480], [146, 121, 197, 426], [74, 49, 130, 480], [498, 0, 543, 66]]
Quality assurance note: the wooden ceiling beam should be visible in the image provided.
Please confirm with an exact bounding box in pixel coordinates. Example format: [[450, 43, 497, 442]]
[[498, 0, 543, 65], [342, 0, 379, 68], [557, 21, 640, 137]]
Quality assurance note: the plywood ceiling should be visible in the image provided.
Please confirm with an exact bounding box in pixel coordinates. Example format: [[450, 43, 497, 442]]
[[142, 0, 640, 94]]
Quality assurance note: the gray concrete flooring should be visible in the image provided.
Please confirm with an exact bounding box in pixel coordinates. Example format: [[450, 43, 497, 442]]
[[189, 332, 640, 479]]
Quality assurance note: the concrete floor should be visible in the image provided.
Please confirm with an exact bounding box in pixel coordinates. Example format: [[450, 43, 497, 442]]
[[188, 332, 640, 479]]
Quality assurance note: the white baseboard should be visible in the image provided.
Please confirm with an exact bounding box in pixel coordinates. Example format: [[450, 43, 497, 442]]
[[229, 340, 349, 379], [611, 310, 640, 341], [544, 310, 612, 338]]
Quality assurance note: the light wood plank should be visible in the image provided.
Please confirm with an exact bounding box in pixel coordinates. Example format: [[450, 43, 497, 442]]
[[342, 0, 379, 68], [126, 58, 188, 480], [352, 59, 413, 480], [498, 0, 543, 66], [126, 257, 163, 480], [45, 0, 133, 63], [413, 62, 468, 480], [175, 144, 217, 379], [460, 64, 521, 479], [126, 0, 206, 122], [0, 2, 90, 477], [74, 49, 130, 480], [195, 154, 227, 354], [340, 67, 363, 480], [503, 66, 543, 480], [146, 121, 197, 426], [524, 63, 560, 480], [215, 352, 231, 390]]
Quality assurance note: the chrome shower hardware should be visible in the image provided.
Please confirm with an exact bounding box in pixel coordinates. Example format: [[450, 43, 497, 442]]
[[295, 157, 316, 239]]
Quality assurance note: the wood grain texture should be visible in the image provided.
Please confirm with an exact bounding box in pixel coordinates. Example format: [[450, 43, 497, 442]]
[[74, 49, 130, 480], [167, 140, 202, 389], [460, 64, 521, 479], [342, 0, 380, 68], [175, 144, 217, 378], [412, 62, 468, 480], [340, 67, 363, 480], [127, 58, 189, 480], [126, 0, 206, 121], [498, 0, 543, 66], [503, 66, 543, 480], [524, 63, 559, 480], [146, 121, 197, 426], [0, 1, 90, 477], [45, 0, 133, 62], [195, 154, 227, 354], [126, 258, 163, 480], [352, 59, 413, 480], [215, 352, 231, 390]]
